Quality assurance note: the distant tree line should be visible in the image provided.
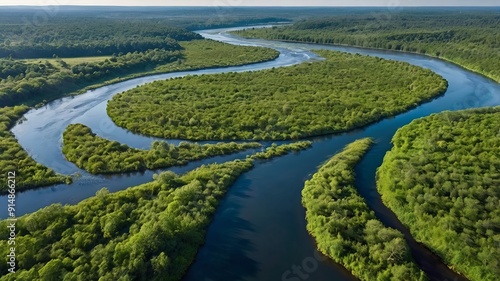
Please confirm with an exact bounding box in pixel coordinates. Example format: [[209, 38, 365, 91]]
[[0, 40, 279, 107], [0, 49, 181, 106], [233, 11, 500, 82], [0, 18, 200, 59]]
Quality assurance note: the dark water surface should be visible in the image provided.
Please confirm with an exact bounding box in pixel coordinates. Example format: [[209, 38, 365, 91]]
[[5, 26, 500, 281]]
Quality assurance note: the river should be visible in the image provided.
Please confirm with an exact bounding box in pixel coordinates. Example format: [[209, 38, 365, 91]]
[[5, 26, 500, 281]]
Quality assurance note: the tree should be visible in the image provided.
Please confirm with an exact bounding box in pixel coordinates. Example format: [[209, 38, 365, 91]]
[[39, 259, 64, 281]]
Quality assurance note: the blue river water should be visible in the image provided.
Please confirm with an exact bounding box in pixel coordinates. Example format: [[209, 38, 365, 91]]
[[5, 26, 500, 280]]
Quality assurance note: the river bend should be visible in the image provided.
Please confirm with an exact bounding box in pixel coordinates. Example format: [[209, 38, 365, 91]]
[[5, 26, 500, 281]]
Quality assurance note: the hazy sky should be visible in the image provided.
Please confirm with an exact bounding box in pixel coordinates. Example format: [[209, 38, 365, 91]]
[[1, 0, 498, 6]]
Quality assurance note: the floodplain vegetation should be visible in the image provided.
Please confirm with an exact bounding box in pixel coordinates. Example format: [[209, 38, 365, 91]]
[[0, 106, 69, 192], [233, 11, 500, 82], [0, 160, 252, 281], [62, 123, 262, 174], [108, 50, 447, 140], [0, 20, 196, 106], [302, 138, 427, 281], [0, 39, 278, 107], [377, 107, 500, 281], [0, 18, 278, 191], [157, 40, 279, 72], [0, 142, 312, 281]]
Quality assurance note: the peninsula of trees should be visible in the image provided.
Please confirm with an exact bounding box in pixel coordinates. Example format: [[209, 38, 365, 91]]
[[0, 106, 69, 192], [302, 138, 426, 280], [108, 50, 447, 140], [62, 123, 262, 174], [248, 141, 312, 160]]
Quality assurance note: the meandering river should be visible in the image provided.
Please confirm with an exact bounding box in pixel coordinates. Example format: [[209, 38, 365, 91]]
[[5, 26, 500, 281]]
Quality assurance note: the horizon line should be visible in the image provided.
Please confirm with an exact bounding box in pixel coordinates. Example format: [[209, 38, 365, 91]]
[[1, 5, 499, 7]]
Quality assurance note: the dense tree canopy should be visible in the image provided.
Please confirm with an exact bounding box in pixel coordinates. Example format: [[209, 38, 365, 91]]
[[0, 49, 179, 106], [302, 138, 426, 280], [0, 159, 253, 281], [0, 140, 312, 280], [0, 18, 199, 59], [62, 123, 262, 174], [108, 50, 447, 141], [0, 12, 279, 194], [0, 106, 69, 192], [377, 107, 500, 281], [233, 11, 500, 82], [0, 40, 278, 107], [156, 40, 279, 72]]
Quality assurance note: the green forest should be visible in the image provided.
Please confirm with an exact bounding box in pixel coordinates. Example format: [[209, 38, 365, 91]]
[[302, 138, 427, 281], [0, 39, 278, 107], [0, 106, 69, 192], [376, 107, 500, 281], [108, 50, 447, 140], [0, 19, 200, 59], [0, 159, 253, 281], [0, 140, 312, 281], [0, 14, 278, 192], [0, 6, 418, 34], [233, 11, 500, 82], [62, 123, 262, 174], [1, 7, 499, 281]]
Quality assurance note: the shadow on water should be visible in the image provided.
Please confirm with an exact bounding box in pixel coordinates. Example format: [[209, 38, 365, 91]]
[[183, 177, 259, 281], [184, 138, 363, 281]]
